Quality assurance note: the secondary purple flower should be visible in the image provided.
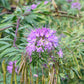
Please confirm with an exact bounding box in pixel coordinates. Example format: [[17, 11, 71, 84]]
[[80, 39, 84, 42], [57, 49, 63, 58], [7, 61, 18, 74], [34, 74, 38, 77], [27, 9, 31, 11], [71, 2, 81, 10], [26, 27, 58, 56], [31, 4, 37, 10], [44, 1, 48, 4], [66, 0, 73, 3], [26, 7, 31, 12]]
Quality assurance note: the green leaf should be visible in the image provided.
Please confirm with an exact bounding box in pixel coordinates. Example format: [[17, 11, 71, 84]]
[[1, 0, 10, 9], [0, 47, 17, 59], [0, 37, 13, 41], [57, 76, 61, 84], [72, 68, 82, 79], [4, 52, 18, 57], [0, 41, 9, 45], [0, 22, 13, 31], [63, 31, 72, 37], [60, 73, 65, 78], [1, 15, 14, 23]]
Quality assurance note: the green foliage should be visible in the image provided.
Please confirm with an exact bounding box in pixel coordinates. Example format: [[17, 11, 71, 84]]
[[0, 0, 84, 84], [0, 0, 10, 9]]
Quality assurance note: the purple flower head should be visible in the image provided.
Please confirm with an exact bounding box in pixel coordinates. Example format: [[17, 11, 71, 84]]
[[31, 4, 37, 10], [71, 2, 81, 10], [34, 74, 38, 77], [26, 27, 58, 57], [66, 0, 73, 3], [44, 1, 49, 4], [7, 61, 18, 74], [57, 49, 63, 58], [80, 39, 84, 42]]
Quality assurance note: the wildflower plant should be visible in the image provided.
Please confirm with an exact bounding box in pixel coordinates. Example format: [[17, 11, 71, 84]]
[[0, 0, 84, 84]]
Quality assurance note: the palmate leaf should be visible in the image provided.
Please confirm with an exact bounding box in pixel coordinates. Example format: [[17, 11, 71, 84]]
[[0, 46, 23, 65], [18, 25, 32, 31], [0, 37, 13, 41], [0, 44, 11, 51], [0, 41, 9, 44], [24, 14, 37, 24], [24, 13, 48, 25], [0, 47, 18, 59], [4, 52, 18, 57], [0, 22, 13, 32], [12, 54, 21, 62], [1, 14, 15, 23], [0, 22, 12, 28]]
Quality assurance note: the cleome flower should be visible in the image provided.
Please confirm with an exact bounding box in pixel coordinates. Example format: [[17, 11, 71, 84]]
[[7, 61, 18, 74], [26, 27, 58, 56]]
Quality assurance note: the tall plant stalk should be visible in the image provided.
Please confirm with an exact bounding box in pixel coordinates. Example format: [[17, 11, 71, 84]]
[[2, 60, 6, 84]]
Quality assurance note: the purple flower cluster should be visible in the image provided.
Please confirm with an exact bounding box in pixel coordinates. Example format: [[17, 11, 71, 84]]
[[71, 2, 81, 10], [26, 27, 58, 56], [7, 61, 18, 74]]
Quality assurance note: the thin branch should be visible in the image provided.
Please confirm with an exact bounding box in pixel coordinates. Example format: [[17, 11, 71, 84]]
[[0, 12, 7, 16], [13, 17, 21, 48], [58, 11, 67, 14], [54, 14, 78, 19], [0, 12, 13, 16]]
